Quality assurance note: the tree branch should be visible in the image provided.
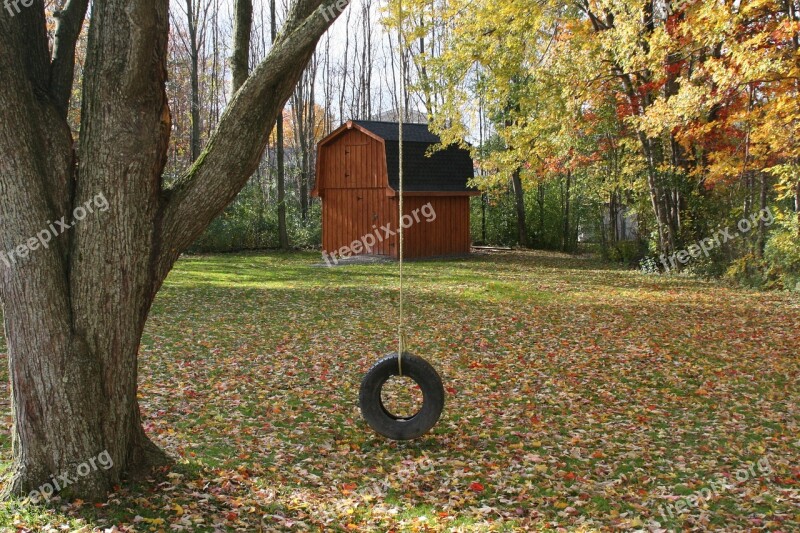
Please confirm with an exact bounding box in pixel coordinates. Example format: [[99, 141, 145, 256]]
[[231, 0, 253, 92], [49, 0, 90, 118], [157, 0, 349, 278], [0, 2, 78, 229], [1, 1, 52, 92]]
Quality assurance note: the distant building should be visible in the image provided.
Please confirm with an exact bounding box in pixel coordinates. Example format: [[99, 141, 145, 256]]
[[578, 205, 638, 243], [312, 120, 478, 260]]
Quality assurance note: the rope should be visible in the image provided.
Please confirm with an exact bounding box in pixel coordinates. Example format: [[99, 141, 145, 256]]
[[397, 0, 406, 376]]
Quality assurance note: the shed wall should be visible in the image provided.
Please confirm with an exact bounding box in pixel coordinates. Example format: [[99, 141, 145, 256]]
[[319, 129, 397, 257], [322, 189, 398, 258], [317, 127, 472, 260], [402, 196, 471, 258]]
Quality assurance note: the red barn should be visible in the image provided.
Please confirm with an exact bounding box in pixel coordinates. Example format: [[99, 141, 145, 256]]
[[312, 120, 477, 262]]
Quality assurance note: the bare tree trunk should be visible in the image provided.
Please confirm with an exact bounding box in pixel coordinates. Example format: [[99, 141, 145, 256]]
[[232, 0, 253, 92], [271, 0, 289, 250], [537, 182, 545, 242], [599, 204, 608, 252], [511, 168, 528, 248], [637, 132, 673, 256], [757, 173, 769, 258], [322, 33, 334, 133], [387, 30, 399, 118], [743, 171, 753, 224], [562, 170, 571, 252], [291, 57, 317, 220], [1, 0, 347, 502], [608, 190, 620, 245], [796, 177, 800, 236], [185, 0, 203, 161], [339, 7, 351, 121], [481, 193, 487, 243]]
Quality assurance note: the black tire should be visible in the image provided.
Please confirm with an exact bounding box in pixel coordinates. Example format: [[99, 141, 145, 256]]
[[359, 352, 445, 440]]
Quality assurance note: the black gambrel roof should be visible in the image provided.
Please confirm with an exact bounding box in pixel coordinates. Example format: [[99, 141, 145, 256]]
[[352, 121, 475, 193]]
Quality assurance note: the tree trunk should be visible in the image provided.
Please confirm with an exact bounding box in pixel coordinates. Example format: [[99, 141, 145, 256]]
[[537, 182, 545, 242], [291, 60, 316, 221], [276, 117, 289, 250], [1, 0, 348, 502], [231, 0, 253, 92], [757, 172, 769, 258], [639, 134, 672, 255], [796, 177, 800, 236], [298, 113, 310, 220], [511, 168, 528, 248], [271, 0, 289, 250], [481, 193, 487, 244], [609, 189, 619, 244], [599, 204, 608, 252], [187, 0, 202, 162], [562, 170, 571, 252], [584, 2, 678, 257]]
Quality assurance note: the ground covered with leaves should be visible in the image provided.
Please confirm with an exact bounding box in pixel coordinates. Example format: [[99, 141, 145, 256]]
[[1, 251, 799, 532]]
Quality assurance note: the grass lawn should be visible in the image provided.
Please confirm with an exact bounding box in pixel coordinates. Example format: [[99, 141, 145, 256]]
[[1, 250, 798, 531]]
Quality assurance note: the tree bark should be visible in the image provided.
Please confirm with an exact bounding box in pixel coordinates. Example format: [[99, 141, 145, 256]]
[[796, 177, 800, 236], [511, 167, 528, 248], [562, 170, 571, 252], [291, 60, 316, 220], [481, 193, 487, 244], [757, 172, 769, 258], [1, 0, 348, 502], [271, 0, 290, 250], [186, 0, 203, 162], [232, 0, 253, 92], [640, 133, 672, 255], [537, 182, 545, 243], [609, 189, 619, 244], [276, 118, 289, 250], [50, 0, 91, 117]]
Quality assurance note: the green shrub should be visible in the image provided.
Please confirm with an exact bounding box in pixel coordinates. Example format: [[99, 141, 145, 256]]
[[686, 246, 733, 280], [188, 182, 322, 253], [639, 256, 660, 274], [764, 229, 800, 292], [605, 240, 648, 266], [724, 254, 768, 289]]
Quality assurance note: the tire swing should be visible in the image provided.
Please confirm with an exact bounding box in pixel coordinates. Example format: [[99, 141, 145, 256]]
[[359, 353, 445, 440], [358, 2, 445, 440]]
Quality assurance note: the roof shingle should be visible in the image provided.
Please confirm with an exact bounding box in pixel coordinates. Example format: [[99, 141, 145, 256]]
[[352, 120, 475, 193]]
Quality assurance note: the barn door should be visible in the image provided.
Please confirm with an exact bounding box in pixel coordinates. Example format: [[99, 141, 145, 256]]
[[344, 142, 369, 185]]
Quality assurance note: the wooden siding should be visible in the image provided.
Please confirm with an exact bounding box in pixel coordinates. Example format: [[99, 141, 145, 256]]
[[319, 129, 396, 258], [322, 188, 397, 258], [402, 196, 471, 258], [317, 127, 470, 260], [318, 129, 386, 190]]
